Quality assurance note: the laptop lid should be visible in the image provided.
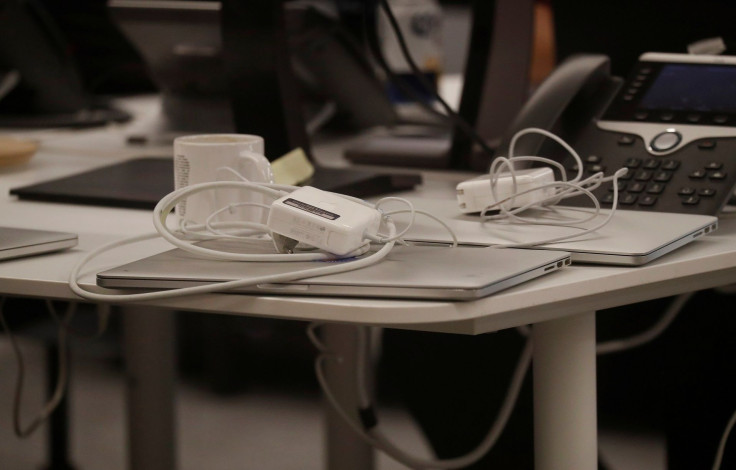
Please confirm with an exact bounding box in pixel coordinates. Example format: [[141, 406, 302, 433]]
[[0, 226, 78, 261], [96, 242, 571, 301], [393, 198, 718, 266], [9, 158, 421, 209]]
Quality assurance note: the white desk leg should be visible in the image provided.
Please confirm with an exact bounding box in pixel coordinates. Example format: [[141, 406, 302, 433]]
[[321, 324, 375, 470], [532, 312, 597, 470], [122, 306, 177, 470]]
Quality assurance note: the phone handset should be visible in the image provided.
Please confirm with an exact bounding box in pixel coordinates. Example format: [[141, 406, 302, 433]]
[[497, 54, 619, 159]]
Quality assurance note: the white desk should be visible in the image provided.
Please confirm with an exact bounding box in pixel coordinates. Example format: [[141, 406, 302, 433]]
[[3, 106, 736, 470]]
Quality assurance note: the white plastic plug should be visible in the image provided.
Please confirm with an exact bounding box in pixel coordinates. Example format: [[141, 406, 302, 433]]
[[267, 186, 382, 256], [456, 167, 556, 214]]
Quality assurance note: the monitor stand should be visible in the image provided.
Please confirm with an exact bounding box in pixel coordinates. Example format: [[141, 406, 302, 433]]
[[124, 93, 236, 147], [343, 125, 454, 169]]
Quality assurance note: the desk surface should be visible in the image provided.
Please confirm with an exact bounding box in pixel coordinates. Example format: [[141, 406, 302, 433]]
[[3, 97, 736, 335]]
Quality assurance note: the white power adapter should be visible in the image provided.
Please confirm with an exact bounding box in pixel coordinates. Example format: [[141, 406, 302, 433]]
[[456, 168, 556, 214], [267, 186, 382, 256]]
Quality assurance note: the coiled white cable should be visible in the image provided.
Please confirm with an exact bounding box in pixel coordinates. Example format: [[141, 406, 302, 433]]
[[480, 127, 628, 248], [152, 181, 370, 262], [368, 197, 416, 243], [69, 180, 404, 302]]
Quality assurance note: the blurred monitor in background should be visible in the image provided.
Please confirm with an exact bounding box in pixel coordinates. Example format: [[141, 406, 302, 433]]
[[0, 0, 147, 128], [344, 0, 536, 171], [109, 0, 398, 152], [109, 0, 233, 134]]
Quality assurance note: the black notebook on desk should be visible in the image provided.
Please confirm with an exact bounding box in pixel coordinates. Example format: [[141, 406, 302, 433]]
[[10, 158, 421, 210]]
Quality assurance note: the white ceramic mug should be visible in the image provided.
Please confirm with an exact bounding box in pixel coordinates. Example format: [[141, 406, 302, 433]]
[[173, 134, 274, 227]]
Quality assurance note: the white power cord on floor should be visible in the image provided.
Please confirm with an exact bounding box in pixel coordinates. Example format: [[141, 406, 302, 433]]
[[713, 408, 736, 470], [0, 298, 74, 438], [308, 323, 532, 470]]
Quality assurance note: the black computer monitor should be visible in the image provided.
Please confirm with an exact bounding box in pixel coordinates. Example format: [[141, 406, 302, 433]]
[[110, 0, 397, 157], [221, 0, 402, 159], [344, 0, 535, 172], [110, 0, 235, 135], [219, 0, 420, 196], [0, 0, 131, 128], [112, 0, 390, 157], [112, 0, 301, 143], [448, 0, 534, 171], [219, 0, 310, 158]]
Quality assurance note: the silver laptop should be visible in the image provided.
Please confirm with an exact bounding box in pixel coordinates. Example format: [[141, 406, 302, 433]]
[[0, 226, 78, 261], [96, 242, 571, 301], [393, 198, 718, 266]]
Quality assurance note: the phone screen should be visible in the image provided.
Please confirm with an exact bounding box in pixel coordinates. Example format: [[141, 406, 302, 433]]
[[640, 64, 736, 113]]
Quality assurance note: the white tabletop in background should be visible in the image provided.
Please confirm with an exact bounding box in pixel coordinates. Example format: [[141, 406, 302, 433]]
[[3, 97, 736, 335]]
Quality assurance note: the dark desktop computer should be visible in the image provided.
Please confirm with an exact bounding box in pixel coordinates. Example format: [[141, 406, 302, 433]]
[[0, 0, 132, 128], [344, 0, 535, 172]]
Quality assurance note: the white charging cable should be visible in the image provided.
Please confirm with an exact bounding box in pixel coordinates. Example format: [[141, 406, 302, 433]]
[[477, 127, 628, 248], [596, 292, 695, 354], [308, 323, 532, 470], [0, 298, 73, 438], [311, 290, 692, 470], [713, 408, 736, 470], [69, 179, 409, 301], [69, 175, 462, 303], [153, 181, 370, 261]]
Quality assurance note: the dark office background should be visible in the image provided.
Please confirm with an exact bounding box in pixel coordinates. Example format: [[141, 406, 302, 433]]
[[3, 1, 736, 469]]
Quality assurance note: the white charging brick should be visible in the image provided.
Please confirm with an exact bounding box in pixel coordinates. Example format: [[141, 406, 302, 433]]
[[267, 186, 382, 255], [456, 168, 556, 214]]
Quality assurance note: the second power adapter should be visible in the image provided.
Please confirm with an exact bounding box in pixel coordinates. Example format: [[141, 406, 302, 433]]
[[456, 168, 555, 214]]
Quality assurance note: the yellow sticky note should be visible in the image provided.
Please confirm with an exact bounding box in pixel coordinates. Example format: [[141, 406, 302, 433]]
[[270, 148, 315, 185]]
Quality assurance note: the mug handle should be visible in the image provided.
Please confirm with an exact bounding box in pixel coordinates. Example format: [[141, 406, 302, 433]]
[[238, 150, 274, 184]]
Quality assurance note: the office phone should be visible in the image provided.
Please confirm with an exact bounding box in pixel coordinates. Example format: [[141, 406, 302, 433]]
[[500, 52, 736, 215]]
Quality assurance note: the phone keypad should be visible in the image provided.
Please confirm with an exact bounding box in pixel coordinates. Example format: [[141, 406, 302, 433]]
[[606, 158, 725, 209], [560, 130, 736, 215], [597, 158, 724, 208]]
